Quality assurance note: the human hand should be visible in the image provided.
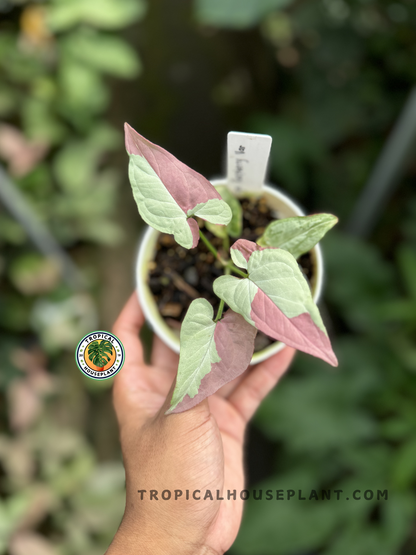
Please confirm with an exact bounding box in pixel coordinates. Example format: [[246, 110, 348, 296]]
[[106, 293, 295, 555]]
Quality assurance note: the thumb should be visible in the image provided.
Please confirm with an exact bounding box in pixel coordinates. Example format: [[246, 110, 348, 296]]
[[156, 376, 211, 421]]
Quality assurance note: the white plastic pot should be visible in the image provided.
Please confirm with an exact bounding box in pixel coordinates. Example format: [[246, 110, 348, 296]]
[[136, 179, 324, 364]]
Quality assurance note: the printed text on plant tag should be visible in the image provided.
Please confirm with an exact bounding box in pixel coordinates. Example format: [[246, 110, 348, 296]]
[[227, 132, 272, 193]]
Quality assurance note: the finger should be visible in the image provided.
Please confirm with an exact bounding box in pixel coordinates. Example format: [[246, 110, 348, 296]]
[[112, 293, 148, 426], [228, 347, 296, 424], [112, 292, 145, 363], [156, 376, 211, 422], [216, 372, 249, 398], [151, 335, 180, 375]]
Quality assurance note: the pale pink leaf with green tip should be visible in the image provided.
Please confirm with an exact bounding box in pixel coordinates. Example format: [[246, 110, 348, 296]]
[[167, 299, 257, 414], [214, 239, 338, 366], [125, 123, 231, 249]]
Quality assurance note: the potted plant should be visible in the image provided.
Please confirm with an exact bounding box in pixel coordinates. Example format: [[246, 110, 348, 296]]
[[125, 123, 338, 414]]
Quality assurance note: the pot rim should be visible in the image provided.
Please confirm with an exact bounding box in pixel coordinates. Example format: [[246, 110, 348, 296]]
[[136, 180, 324, 364]]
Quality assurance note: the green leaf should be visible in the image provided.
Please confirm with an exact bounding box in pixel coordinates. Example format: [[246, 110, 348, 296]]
[[22, 98, 65, 144], [205, 185, 242, 239], [391, 438, 416, 490], [187, 198, 233, 225], [46, 0, 146, 31], [9, 254, 60, 296], [195, 0, 294, 29], [169, 299, 220, 412], [53, 126, 119, 193], [257, 214, 338, 259], [59, 61, 109, 115], [397, 245, 416, 302], [62, 30, 141, 79], [0, 85, 16, 117]]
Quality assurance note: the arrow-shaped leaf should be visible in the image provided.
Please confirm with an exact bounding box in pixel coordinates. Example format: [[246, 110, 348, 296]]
[[125, 124, 232, 249], [167, 298, 257, 413], [257, 214, 338, 259], [213, 239, 338, 366], [205, 185, 243, 239]]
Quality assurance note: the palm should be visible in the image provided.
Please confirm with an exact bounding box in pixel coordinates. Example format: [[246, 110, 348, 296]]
[[112, 294, 294, 554]]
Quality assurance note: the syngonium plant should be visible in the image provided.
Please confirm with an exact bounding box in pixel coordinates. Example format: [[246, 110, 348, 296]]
[[125, 123, 339, 414]]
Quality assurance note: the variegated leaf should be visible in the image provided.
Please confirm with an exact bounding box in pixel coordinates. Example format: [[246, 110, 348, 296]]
[[257, 213, 338, 259], [167, 298, 256, 413], [125, 123, 232, 248], [214, 239, 338, 366], [205, 185, 243, 239]]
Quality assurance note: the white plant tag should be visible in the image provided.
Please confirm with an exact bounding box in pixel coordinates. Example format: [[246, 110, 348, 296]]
[[227, 131, 272, 193]]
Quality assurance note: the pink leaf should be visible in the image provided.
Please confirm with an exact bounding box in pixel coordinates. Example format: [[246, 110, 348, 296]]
[[231, 238, 265, 262], [170, 309, 257, 413], [125, 123, 222, 212], [125, 124, 231, 249], [250, 290, 338, 366], [214, 240, 338, 367]]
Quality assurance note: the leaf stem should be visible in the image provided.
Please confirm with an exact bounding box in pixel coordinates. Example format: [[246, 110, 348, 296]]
[[198, 229, 248, 278], [227, 263, 248, 278], [214, 264, 231, 322], [199, 229, 225, 263], [214, 299, 225, 322]]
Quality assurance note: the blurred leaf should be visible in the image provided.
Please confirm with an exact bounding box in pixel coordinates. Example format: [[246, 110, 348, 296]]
[[16, 164, 53, 198], [377, 300, 416, 324], [380, 492, 416, 549], [0, 124, 48, 177], [58, 61, 109, 116], [0, 294, 32, 332], [31, 294, 97, 353], [77, 219, 123, 246], [0, 33, 46, 83], [397, 245, 416, 302], [46, 0, 146, 31], [21, 98, 66, 144], [206, 185, 242, 239], [9, 254, 60, 296], [254, 339, 379, 455], [9, 531, 58, 555], [324, 232, 396, 333], [50, 450, 95, 497], [195, 0, 294, 29], [7, 379, 42, 431], [0, 337, 23, 390], [0, 493, 32, 549], [402, 198, 416, 248], [62, 30, 141, 79], [0, 85, 16, 116], [231, 472, 341, 555], [53, 126, 119, 193], [391, 438, 416, 490], [322, 492, 416, 555], [70, 463, 125, 533], [247, 114, 324, 196], [0, 214, 26, 245]]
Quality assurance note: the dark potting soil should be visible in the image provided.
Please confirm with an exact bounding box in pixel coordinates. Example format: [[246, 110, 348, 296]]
[[147, 196, 314, 353]]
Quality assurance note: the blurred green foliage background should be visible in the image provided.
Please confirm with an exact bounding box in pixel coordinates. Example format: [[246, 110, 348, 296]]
[[1, 0, 416, 554]]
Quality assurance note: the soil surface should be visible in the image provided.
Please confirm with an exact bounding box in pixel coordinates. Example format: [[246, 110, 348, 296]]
[[147, 196, 313, 352]]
